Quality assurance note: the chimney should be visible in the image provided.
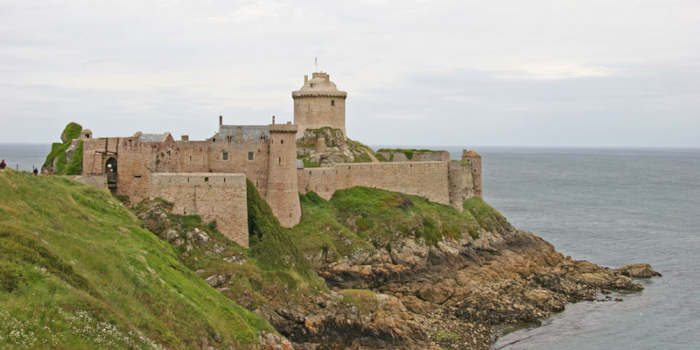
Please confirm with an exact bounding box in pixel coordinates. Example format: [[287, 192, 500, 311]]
[[304, 75, 308, 84], [219, 115, 223, 126]]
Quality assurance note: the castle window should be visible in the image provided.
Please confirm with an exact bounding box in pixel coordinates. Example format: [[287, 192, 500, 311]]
[[281, 140, 284, 144], [331, 100, 335, 106], [204, 177, 209, 182], [222, 151, 229, 160], [278, 157, 281, 164], [248, 152, 254, 161]]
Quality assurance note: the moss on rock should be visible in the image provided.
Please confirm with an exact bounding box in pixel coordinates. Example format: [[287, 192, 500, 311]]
[[42, 122, 83, 175]]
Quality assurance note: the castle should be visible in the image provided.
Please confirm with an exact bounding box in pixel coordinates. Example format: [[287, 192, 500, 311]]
[[79, 72, 482, 247]]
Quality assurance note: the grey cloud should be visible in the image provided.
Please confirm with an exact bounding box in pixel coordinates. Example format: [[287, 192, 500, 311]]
[[1, 1, 699, 147]]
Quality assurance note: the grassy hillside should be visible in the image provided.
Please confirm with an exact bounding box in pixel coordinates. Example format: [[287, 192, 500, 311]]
[[132, 180, 326, 314], [0, 170, 274, 349], [290, 187, 511, 263]]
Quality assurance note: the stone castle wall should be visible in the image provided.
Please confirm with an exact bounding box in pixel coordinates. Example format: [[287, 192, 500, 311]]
[[376, 150, 450, 162], [82, 125, 302, 233], [80, 71, 483, 246], [150, 173, 248, 247], [297, 161, 453, 206]]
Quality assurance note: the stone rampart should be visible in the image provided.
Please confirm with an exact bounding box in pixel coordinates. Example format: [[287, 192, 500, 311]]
[[298, 161, 451, 205], [376, 150, 450, 162], [150, 173, 249, 247]]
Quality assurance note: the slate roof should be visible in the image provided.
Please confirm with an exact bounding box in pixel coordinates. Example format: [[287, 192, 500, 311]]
[[214, 125, 270, 142], [137, 133, 171, 143]]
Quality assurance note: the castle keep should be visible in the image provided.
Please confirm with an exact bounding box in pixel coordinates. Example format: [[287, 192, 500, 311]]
[[80, 72, 481, 247]]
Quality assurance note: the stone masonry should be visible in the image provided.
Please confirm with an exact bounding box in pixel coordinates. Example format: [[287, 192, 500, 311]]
[[293, 72, 347, 138], [150, 173, 248, 246], [80, 71, 482, 247]]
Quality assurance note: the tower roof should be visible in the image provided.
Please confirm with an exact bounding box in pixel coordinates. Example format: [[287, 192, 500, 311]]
[[292, 72, 347, 98]]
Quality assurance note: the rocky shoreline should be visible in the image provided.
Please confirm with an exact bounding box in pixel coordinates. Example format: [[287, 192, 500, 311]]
[[296, 228, 657, 349], [136, 197, 660, 350]]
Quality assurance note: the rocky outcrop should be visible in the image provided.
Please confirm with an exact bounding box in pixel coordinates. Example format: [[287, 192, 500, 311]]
[[296, 127, 377, 167], [309, 228, 658, 349], [615, 263, 662, 278], [133, 198, 660, 350]]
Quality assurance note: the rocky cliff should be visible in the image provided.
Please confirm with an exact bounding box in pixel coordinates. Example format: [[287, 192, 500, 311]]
[[134, 185, 660, 350]]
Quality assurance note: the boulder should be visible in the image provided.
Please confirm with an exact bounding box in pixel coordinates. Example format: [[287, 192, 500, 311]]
[[616, 263, 662, 278]]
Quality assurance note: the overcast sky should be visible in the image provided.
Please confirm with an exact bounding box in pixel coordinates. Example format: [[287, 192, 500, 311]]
[[1, 0, 699, 147]]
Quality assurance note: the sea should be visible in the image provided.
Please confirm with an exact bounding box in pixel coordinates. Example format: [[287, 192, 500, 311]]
[[2, 143, 699, 349]]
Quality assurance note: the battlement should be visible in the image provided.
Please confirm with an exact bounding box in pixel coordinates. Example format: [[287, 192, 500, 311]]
[[292, 72, 347, 99]]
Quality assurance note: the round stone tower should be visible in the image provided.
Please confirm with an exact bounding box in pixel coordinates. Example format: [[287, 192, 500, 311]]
[[292, 72, 347, 139]]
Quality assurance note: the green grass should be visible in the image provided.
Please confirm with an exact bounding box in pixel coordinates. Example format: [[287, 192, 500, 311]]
[[463, 197, 513, 234], [302, 159, 321, 168], [376, 148, 445, 161], [65, 141, 83, 175], [290, 187, 508, 262], [132, 188, 326, 314], [60, 122, 82, 142], [346, 140, 374, 163], [0, 170, 274, 349], [42, 123, 83, 175]]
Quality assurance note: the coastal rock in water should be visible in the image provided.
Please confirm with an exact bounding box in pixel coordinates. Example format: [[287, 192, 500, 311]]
[[615, 263, 662, 278]]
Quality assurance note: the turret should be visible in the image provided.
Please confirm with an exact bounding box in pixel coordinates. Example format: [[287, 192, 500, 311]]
[[265, 122, 301, 227], [292, 72, 347, 139], [461, 150, 482, 198]]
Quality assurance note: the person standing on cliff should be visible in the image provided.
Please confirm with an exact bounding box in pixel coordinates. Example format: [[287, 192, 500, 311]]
[[0, 160, 6, 169]]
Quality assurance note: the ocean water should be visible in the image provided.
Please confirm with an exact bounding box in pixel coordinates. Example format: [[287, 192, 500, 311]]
[[2, 144, 698, 348], [0, 143, 51, 172], [456, 147, 700, 350]]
